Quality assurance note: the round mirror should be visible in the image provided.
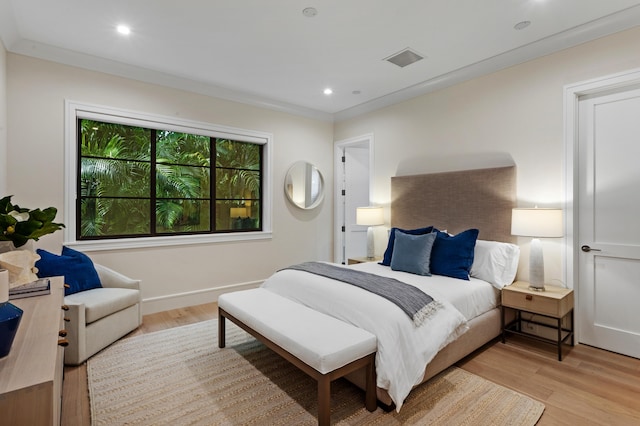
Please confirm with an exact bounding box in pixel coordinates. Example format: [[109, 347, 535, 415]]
[[284, 161, 324, 209]]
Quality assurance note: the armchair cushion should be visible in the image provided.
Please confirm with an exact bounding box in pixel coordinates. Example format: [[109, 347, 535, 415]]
[[65, 287, 140, 324], [36, 246, 102, 295]]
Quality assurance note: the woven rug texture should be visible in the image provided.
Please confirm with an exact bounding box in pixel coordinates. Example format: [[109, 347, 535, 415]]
[[87, 319, 544, 425]]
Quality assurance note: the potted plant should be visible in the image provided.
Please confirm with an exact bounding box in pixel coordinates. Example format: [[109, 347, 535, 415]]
[[0, 195, 65, 286], [1, 195, 65, 249], [0, 195, 65, 357]]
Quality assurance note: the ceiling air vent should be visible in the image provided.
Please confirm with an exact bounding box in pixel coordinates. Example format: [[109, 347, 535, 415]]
[[384, 48, 424, 68]]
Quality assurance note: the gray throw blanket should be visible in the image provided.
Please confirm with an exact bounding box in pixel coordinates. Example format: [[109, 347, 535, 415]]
[[282, 262, 443, 326]]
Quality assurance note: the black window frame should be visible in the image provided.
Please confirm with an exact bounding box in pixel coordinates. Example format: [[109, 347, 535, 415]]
[[65, 101, 272, 250]]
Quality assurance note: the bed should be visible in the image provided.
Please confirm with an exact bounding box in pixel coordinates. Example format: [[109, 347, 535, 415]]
[[263, 166, 517, 410]]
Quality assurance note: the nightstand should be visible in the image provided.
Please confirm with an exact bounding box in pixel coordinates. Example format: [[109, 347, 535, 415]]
[[501, 281, 574, 361], [347, 256, 382, 265]]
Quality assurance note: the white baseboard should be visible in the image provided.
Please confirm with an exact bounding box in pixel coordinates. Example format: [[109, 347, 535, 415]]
[[141, 280, 263, 315]]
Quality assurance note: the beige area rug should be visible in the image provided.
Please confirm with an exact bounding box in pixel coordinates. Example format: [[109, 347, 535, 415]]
[[87, 320, 544, 425]]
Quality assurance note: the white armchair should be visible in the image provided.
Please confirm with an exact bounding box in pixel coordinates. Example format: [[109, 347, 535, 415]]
[[63, 264, 142, 365]]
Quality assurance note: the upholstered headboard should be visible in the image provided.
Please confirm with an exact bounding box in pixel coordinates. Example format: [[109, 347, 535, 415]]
[[391, 166, 516, 243]]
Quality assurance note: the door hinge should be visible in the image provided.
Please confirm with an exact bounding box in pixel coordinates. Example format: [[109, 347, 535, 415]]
[[341, 156, 346, 163], [341, 189, 346, 196], [341, 226, 346, 232]]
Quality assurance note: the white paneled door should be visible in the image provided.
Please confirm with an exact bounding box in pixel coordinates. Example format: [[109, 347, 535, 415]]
[[343, 146, 370, 261], [578, 87, 640, 358], [334, 135, 372, 265]]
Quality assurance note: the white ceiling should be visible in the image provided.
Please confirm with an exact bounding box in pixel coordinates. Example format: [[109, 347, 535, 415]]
[[1, 0, 640, 121]]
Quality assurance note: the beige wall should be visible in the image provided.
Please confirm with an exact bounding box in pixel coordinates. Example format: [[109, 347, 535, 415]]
[[335, 26, 640, 286], [6, 25, 640, 310], [6, 54, 334, 313], [0, 40, 6, 194]]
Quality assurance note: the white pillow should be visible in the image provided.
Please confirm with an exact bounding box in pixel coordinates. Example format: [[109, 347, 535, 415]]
[[470, 240, 520, 289]]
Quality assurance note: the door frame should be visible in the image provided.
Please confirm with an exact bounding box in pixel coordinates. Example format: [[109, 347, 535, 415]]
[[563, 66, 640, 341], [333, 133, 374, 264]]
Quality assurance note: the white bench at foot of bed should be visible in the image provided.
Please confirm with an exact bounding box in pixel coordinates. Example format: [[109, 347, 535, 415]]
[[218, 288, 378, 426]]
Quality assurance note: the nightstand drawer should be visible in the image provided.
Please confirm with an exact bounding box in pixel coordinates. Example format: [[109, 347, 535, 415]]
[[501, 281, 573, 318], [503, 291, 556, 316]]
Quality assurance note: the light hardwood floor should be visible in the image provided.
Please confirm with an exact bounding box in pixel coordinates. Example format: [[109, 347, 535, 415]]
[[62, 304, 640, 425]]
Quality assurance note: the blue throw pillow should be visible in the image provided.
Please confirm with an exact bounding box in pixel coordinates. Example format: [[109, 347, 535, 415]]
[[380, 226, 434, 266], [390, 231, 436, 276], [430, 229, 479, 280], [36, 246, 102, 296]]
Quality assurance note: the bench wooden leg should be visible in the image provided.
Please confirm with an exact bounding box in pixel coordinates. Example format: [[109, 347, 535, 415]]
[[218, 303, 377, 424], [365, 355, 377, 412], [218, 311, 226, 348], [317, 376, 331, 426]]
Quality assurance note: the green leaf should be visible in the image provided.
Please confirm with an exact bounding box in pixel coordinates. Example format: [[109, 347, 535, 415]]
[[1, 196, 64, 245], [0, 195, 14, 214]]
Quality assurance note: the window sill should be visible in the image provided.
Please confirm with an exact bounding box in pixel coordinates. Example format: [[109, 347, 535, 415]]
[[64, 231, 273, 252]]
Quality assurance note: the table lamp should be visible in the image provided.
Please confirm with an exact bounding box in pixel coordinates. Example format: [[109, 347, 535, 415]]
[[356, 206, 384, 259], [230, 207, 247, 219], [511, 207, 563, 291], [230, 207, 247, 229]]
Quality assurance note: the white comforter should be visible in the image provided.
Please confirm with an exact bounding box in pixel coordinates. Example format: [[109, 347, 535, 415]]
[[261, 262, 472, 411]]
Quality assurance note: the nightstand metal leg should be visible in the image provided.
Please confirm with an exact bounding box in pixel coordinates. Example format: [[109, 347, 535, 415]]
[[501, 306, 506, 343], [557, 317, 562, 361]]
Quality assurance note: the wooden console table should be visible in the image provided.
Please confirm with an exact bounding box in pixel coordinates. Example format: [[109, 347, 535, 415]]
[[0, 277, 66, 425]]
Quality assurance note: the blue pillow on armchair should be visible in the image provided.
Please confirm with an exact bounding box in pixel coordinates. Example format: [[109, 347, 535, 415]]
[[36, 246, 102, 296], [380, 226, 435, 266], [430, 229, 479, 280]]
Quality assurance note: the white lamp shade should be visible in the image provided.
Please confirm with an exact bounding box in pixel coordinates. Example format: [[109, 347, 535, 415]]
[[230, 207, 247, 218], [356, 206, 384, 226], [511, 208, 563, 238]]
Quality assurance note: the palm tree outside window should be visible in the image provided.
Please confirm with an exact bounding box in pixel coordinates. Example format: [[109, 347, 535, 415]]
[[78, 119, 262, 240]]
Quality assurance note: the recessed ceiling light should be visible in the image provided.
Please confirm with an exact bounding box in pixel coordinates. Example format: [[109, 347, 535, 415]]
[[116, 25, 131, 35], [323, 88, 333, 95], [514, 21, 531, 30], [302, 7, 318, 18]]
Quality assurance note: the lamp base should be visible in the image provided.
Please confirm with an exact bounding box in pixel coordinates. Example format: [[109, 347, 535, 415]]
[[529, 238, 546, 292], [366, 227, 375, 259]]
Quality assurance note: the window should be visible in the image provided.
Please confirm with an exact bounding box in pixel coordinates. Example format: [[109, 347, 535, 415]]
[[65, 101, 272, 250]]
